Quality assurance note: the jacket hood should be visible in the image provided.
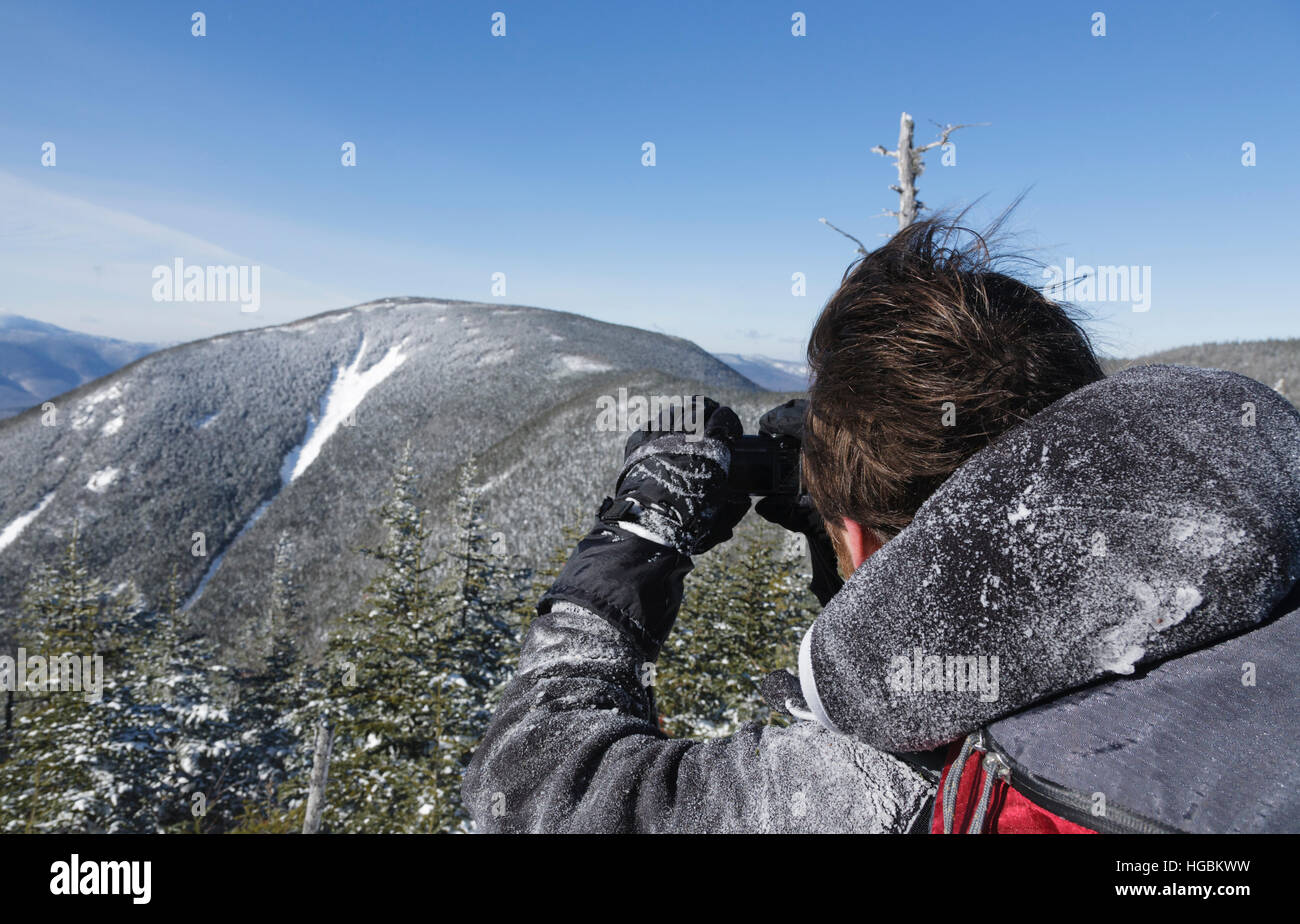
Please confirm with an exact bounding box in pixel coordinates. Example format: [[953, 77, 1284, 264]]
[[800, 364, 1300, 752]]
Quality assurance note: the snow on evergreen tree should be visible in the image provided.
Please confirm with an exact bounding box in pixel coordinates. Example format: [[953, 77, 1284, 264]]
[[320, 445, 463, 832], [656, 527, 816, 738], [0, 534, 234, 834], [222, 531, 307, 829], [442, 454, 523, 747], [0, 523, 119, 832], [117, 565, 241, 832], [93, 595, 168, 833]]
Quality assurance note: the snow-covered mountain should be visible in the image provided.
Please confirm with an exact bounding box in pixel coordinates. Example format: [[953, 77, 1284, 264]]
[[0, 297, 766, 652], [712, 353, 809, 392], [0, 315, 159, 419]]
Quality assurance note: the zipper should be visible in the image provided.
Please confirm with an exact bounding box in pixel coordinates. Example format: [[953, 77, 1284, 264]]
[[982, 730, 1181, 834]]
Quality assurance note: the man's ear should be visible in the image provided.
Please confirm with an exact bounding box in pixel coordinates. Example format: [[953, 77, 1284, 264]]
[[840, 517, 884, 570]]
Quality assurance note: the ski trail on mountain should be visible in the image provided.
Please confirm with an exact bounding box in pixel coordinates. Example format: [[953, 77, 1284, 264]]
[[182, 498, 272, 611], [184, 337, 408, 610], [284, 336, 408, 483], [0, 491, 55, 553]]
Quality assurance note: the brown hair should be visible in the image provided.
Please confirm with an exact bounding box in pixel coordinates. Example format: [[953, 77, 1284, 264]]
[[802, 212, 1104, 539]]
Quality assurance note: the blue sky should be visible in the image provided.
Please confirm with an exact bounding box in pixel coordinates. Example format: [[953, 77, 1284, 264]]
[[1, 0, 1296, 358]]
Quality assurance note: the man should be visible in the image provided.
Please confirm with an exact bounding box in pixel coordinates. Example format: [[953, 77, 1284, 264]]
[[462, 217, 1300, 833]]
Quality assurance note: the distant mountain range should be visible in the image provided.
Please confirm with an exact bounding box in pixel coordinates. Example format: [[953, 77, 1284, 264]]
[[0, 315, 160, 419], [716, 340, 1299, 397], [711, 354, 810, 391], [6, 311, 1295, 423]]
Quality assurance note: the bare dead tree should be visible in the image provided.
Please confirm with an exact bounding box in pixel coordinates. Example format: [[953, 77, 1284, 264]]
[[821, 111, 987, 247], [873, 112, 987, 229], [301, 720, 334, 834]]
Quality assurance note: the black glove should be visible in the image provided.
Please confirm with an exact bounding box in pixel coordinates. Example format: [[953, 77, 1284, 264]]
[[752, 399, 844, 606], [538, 396, 749, 658], [612, 396, 751, 556]]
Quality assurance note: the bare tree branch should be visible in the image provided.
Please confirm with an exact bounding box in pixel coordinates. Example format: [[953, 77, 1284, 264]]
[[818, 217, 869, 254], [915, 121, 990, 153]]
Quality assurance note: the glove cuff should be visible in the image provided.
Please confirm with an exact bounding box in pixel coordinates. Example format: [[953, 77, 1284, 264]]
[[538, 518, 693, 659], [593, 494, 685, 552]]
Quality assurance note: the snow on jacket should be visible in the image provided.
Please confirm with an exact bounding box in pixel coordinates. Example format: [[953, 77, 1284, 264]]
[[461, 600, 933, 832], [463, 364, 1300, 833]]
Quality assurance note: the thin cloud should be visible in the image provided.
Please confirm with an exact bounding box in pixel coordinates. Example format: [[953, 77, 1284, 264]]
[[0, 170, 352, 342]]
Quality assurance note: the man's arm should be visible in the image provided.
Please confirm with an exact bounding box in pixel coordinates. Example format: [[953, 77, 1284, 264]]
[[462, 581, 932, 833], [461, 397, 931, 833]]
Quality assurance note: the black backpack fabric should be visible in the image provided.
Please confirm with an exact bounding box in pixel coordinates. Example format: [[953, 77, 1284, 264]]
[[986, 596, 1300, 833]]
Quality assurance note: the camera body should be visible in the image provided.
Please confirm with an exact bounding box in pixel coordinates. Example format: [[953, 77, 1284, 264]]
[[728, 434, 801, 496]]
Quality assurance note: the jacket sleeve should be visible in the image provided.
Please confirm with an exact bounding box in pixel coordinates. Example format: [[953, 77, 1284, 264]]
[[461, 524, 933, 833]]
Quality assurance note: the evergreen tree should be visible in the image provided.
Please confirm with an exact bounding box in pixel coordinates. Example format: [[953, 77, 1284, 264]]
[[114, 565, 241, 833], [656, 527, 816, 738], [320, 445, 461, 832], [94, 598, 168, 833], [442, 455, 521, 738], [0, 523, 116, 832], [223, 531, 306, 828]]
